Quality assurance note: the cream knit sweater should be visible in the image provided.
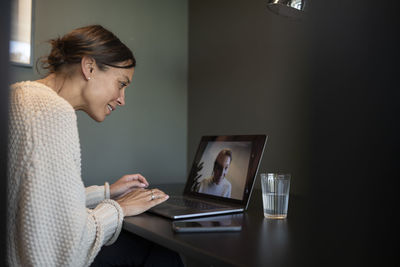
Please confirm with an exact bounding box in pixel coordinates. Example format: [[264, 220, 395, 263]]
[[7, 81, 124, 266]]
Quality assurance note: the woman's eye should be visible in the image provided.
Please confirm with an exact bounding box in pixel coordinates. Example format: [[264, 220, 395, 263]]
[[119, 82, 127, 89]]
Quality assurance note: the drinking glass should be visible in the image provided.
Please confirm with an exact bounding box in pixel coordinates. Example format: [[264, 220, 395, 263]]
[[260, 173, 291, 219]]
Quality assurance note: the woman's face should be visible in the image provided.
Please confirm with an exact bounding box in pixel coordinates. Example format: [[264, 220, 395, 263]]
[[82, 61, 135, 122]]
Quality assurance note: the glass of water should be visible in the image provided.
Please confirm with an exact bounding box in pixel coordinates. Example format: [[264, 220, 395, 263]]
[[260, 173, 291, 219]]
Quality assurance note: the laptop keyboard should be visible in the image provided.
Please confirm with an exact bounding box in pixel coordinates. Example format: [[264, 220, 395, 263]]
[[167, 197, 225, 210]]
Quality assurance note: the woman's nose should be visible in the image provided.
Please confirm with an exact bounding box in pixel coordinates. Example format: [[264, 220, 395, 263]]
[[117, 88, 126, 106]]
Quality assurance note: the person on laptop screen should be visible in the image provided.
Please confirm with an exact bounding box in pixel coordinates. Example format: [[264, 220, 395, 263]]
[[197, 149, 232, 197]]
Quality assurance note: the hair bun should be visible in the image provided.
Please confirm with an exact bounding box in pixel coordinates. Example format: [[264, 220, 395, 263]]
[[51, 38, 65, 63], [43, 37, 66, 72]]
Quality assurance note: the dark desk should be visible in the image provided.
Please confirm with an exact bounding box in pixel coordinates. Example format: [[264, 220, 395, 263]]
[[123, 184, 309, 267]]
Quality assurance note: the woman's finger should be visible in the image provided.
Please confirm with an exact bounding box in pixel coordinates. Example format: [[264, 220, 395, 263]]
[[135, 174, 149, 186], [127, 180, 147, 189], [147, 189, 168, 202], [123, 174, 149, 187], [149, 194, 169, 207]]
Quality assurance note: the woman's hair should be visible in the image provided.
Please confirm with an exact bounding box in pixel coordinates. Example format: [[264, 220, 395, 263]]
[[39, 25, 135, 74]]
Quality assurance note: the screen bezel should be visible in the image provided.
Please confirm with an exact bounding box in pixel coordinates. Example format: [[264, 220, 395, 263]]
[[184, 135, 267, 206]]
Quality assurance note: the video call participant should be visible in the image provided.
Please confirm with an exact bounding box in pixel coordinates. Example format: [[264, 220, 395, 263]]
[[197, 149, 233, 197]]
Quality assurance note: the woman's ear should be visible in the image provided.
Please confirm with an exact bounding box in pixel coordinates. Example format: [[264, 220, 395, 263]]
[[81, 56, 95, 81]]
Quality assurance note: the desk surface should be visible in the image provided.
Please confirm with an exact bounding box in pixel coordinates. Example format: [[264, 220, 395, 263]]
[[123, 184, 309, 267]]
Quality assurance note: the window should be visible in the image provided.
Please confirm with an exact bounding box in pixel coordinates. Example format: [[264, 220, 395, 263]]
[[10, 0, 33, 66]]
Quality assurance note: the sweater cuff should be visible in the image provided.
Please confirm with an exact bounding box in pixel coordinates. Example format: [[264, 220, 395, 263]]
[[104, 182, 110, 199], [92, 199, 124, 246], [85, 185, 107, 208]]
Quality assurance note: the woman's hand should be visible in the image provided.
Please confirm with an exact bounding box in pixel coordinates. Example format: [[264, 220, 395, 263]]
[[110, 174, 149, 200], [116, 188, 169, 217]]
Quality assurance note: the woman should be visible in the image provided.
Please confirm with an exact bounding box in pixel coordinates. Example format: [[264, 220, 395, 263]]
[[7, 25, 181, 266]]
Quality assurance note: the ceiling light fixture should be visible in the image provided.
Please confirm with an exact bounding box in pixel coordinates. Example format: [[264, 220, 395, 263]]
[[266, 0, 307, 19]]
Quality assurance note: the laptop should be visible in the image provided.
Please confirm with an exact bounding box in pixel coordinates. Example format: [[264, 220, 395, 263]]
[[149, 135, 267, 219]]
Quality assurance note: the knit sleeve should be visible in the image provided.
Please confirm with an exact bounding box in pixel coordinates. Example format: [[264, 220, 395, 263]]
[[85, 182, 110, 208], [10, 88, 123, 267]]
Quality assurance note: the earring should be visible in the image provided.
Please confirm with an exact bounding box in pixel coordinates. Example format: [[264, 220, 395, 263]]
[[87, 77, 91, 80]]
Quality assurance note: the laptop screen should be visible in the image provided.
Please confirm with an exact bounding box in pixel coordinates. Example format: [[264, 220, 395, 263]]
[[184, 135, 267, 205]]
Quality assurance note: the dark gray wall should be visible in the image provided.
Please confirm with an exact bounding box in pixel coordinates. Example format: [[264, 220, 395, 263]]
[[308, 1, 398, 265], [188, 0, 309, 195], [11, 0, 188, 186], [1, 0, 11, 264]]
